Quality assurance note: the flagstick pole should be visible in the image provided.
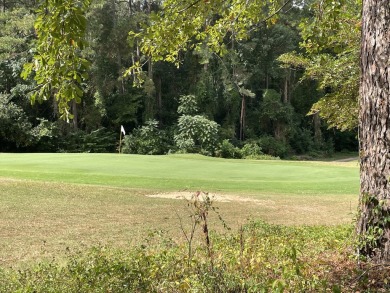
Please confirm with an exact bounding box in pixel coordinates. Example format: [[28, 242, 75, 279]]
[[119, 129, 122, 154]]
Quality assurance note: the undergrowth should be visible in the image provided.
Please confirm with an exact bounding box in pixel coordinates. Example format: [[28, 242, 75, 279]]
[[1, 220, 388, 292]]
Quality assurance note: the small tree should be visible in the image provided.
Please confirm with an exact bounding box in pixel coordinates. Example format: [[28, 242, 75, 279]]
[[174, 95, 219, 155]]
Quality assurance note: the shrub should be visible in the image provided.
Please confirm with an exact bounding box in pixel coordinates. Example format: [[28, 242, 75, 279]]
[[177, 94, 198, 115], [56, 127, 117, 153], [290, 128, 314, 154], [174, 115, 219, 155], [122, 120, 171, 155], [0, 222, 362, 292], [240, 142, 263, 159], [217, 139, 242, 159], [258, 135, 290, 158]]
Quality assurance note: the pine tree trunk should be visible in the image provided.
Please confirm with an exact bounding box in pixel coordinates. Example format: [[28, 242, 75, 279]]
[[283, 69, 290, 104], [155, 76, 162, 125], [357, 0, 390, 263], [72, 100, 78, 129], [313, 112, 322, 145], [239, 95, 246, 141]]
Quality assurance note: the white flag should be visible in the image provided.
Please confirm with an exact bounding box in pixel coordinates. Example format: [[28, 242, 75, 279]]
[[121, 125, 126, 135]]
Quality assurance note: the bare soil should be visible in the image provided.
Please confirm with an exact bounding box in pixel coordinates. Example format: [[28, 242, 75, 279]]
[[146, 191, 276, 206]]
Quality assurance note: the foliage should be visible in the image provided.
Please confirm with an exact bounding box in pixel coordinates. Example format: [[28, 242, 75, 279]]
[[21, 0, 91, 121], [217, 139, 242, 159], [241, 142, 263, 159], [261, 89, 292, 122], [0, 0, 358, 156], [216, 140, 280, 160], [122, 119, 171, 155], [177, 94, 199, 115], [2, 221, 378, 292], [258, 136, 289, 158], [358, 194, 390, 261], [278, 0, 361, 131], [178, 192, 229, 269], [64, 128, 116, 153], [174, 115, 219, 155], [0, 93, 35, 150], [174, 95, 220, 155], [290, 128, 314, 154], [0, 7, 35, 61], [127, 0, 288, 74]]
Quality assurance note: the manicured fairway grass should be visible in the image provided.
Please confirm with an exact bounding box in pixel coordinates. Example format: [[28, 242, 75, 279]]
[[0, 153, 359, 266], [0, 153, 358, 195]]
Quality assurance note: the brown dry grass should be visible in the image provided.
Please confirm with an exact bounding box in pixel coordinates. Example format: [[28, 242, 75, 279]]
[[0, 179, 357, 267]]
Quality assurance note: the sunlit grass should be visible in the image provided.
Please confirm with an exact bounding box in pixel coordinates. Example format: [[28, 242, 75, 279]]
[[0, 153, 359, 266], [0, 153, 358, 195]]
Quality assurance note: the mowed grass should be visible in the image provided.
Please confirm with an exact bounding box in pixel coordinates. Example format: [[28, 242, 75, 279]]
[[0, 153, 359, 266], [0, 153, 358, 194]]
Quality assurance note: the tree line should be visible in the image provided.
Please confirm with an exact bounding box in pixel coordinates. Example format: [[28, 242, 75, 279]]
[[0, 0, 358, 157]]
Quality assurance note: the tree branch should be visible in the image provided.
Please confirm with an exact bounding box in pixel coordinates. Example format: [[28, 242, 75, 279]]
[[248, 0, 293, 34]]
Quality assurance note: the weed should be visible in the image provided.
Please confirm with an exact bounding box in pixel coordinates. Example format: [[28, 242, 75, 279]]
[[2, 222, 388, 292]]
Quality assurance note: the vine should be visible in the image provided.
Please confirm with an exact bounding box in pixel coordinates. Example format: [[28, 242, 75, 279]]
[[358, 193, 390, 259]]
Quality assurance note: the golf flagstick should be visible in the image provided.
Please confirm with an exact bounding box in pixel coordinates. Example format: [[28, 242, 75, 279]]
[[119, 125, 126, 153]]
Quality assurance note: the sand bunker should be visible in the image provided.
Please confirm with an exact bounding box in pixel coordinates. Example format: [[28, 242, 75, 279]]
[[145, 191, 275, 206]]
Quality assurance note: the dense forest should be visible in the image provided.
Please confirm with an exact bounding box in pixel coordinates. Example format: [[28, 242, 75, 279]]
[[0, 0, 359, 157]]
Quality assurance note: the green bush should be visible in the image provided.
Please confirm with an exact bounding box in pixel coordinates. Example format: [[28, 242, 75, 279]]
[[217, 139, 242, 159], [177, 94, 199, 115], [290, 128, 314, 154], [240, 142, 263, 159], [242, 142, 280, 160], [0, 222, 362, 292], [56, 128, 117, 153], [122, 120, 171, 155], [174, 115, 219, 155], [258, 136, 290, 158]]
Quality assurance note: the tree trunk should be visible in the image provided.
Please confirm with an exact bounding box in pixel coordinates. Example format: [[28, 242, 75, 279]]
[[72, 100, 78, 129], [239, 95, 246, 141], [313, 112, 322, 145], [155, 75, 162, 125], [357, 0, 390, 263], [283, 69, 290, 104]]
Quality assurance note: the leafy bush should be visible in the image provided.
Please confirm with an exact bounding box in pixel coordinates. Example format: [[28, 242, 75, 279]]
[[0, 222, 367, 292], [174, 115, 219, 155], [0, 93, 35, 150], [290, 128, 314, 154], [241, 142, 280, 160], [177, 94, 199, 115], [240, 142, 263, 158], [217, 139, 242, 159], [258, 135, 290, 158], [122, 120, 171, 155], [57, 128, 117, 153]]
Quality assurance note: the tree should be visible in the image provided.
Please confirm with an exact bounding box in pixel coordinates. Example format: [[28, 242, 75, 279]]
[[278, 0, 361, 131], [356, 0, 390, 263], [22, 0, 91, 121], [174, 95, 219, 155], [126, 0, 290, 75]]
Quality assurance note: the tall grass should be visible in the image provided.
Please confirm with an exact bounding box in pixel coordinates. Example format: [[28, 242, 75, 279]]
[[0, 222, 361, 292]]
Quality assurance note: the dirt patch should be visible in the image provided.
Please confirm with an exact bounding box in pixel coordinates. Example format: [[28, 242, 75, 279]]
[[145, 191, 276, 206]]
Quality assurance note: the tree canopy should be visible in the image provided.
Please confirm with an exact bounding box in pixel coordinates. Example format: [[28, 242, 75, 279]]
[[0, 0, 358, 157]]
